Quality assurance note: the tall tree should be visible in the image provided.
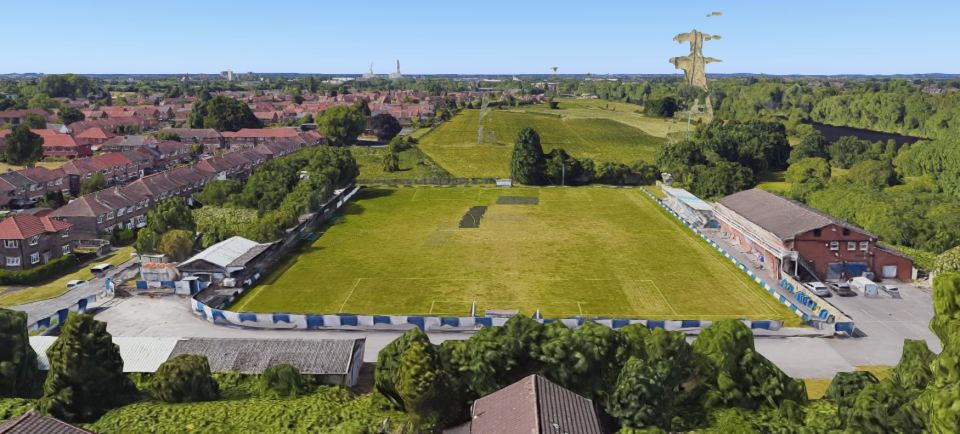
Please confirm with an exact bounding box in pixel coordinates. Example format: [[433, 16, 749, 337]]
[[187, 95, 262, 132], [786, 157, 831, 200], [510, 127, 546, 185], [606, 357, 674, 430], [38, 313, 136, 423], [0, 309, 40, 398], [370, 113, 402, 141], [58, 107, 85, 125], [158, 229, 195, 262], [316, 105, 366, 146], [3, 125, 43, 167]]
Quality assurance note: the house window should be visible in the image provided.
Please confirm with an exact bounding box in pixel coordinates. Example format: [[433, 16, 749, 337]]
[[117, 207, 124, 217], [107, 212, 115, 220], [61, 230, 69, 238], [860, 241, 869, 251], [28, 235, 39, 246], [830, 241, 839, 251], [3, 240, 17, 248], [97, 214, 104, 223], [29, 252, 39, 264], [813, 229, 822, 237], [62, 244, 70, 255], [847, 241, 856, 251], [5, 256, 19, 267]]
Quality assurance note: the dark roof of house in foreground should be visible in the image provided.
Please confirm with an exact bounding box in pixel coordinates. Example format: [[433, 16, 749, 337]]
[[0, 410, 93, 434], [168, 338, 362, 375], [715, 188, 871, 240], [453, 374, 604, 434]]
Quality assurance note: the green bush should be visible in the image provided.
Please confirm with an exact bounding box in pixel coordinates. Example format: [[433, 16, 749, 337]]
[[0, 309, 40, 398], [38, 313, 137, 423], [148, 355, 219, 403], [0, 254, 79, 286], [260, 364, 310, 398]]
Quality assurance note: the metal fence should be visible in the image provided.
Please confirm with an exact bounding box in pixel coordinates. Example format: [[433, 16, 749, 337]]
[[356, 177, 498, 186]]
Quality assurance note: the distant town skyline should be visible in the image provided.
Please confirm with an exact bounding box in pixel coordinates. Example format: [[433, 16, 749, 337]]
[[2, 0, 959, 75]]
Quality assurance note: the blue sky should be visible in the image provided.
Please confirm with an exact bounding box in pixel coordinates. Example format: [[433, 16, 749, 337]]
[[1, 0, 958, 75]]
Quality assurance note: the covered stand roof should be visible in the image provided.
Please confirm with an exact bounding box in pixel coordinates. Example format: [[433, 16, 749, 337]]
[[177, 236, 272, 272], [715, 188, 867, 241]]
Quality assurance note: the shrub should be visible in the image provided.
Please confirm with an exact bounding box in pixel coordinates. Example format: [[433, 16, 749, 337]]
[[0, 254, 79, 286], [38, 313, 137, 422], [260, 364, 310, 398], [148, 355, 220, 403], [0, 309, 40, 398]]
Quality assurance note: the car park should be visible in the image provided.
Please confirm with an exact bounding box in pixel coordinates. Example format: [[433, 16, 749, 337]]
[[804, 281, 832, 297], [830, 281, 855, 297]]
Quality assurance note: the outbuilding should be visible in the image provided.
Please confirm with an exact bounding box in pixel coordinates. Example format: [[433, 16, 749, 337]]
[[177, 236, 273, 284]]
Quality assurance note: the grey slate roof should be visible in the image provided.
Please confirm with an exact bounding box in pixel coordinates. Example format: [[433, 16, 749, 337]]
[[0, 411, 93, 434], [715, 188, 869, 240], [168, 338, 362, 375], [463, 374, 604, 434]]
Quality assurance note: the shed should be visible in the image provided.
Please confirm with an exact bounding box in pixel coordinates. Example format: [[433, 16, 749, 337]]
[[177, 236, 273, 282]]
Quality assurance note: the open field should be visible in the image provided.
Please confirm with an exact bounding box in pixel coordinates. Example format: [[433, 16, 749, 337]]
[[232, 186, 797, 322], [522, 98, 692, 138], [418, 105, 666, 178], [352, 146, 450, 180], [0, 246, 133, 307]]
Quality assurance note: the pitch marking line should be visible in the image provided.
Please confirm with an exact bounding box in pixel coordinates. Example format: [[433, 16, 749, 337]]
[[338, 278, 363, 313], [639, 279, 679, 315]]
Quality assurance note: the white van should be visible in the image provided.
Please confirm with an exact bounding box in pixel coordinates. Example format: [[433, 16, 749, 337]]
[[90, 263, 113, 274], [850, 276, 880, 297]]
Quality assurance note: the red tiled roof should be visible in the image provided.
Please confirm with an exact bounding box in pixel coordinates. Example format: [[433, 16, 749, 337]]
[[31, 129, 79, 147], [0, 214, 71, 240], [76, 127, 114, 140], [221, 128, 300, 138]]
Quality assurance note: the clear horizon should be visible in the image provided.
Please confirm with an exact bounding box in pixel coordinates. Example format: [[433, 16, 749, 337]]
[[1, 0, 958, 75]]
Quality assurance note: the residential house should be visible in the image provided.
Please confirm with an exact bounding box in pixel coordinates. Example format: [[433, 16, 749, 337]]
[[0, 214, 73, 270], [160, 128, 223, 150], [74, 127, 116, 149], [0, 109, 47, 126], [0, 167, 69, 208], [31, 129, 92, 159], [714, 188, 914, 281], [100, 135, 157, 153], [443, 374, 606, 434], [220, 128, 305, 149]]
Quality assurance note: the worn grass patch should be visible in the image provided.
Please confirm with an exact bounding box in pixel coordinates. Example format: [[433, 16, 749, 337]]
[[232, 187, 798, 323], [418, 106, 665, 178]]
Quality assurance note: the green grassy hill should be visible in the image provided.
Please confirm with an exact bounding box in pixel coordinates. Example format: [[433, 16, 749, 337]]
[[418, 102, 668, 178]]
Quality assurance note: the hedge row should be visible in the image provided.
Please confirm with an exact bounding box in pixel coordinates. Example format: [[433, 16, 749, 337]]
[[0, 254, 83, 286]]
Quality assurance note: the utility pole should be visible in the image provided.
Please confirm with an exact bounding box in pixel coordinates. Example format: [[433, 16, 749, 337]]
[[561, 160, 566, 186]]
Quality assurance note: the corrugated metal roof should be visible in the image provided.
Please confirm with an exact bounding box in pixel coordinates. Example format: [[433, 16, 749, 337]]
[[178, 236, 271, 270], [716, 188, 868, 240], [31, 336, 181, 373], [168, 338, 361, 375], [662, 185, 713, 211]]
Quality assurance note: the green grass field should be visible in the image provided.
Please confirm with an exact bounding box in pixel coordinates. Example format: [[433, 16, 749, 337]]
[[232, 186, 797, 323], [352, 146, 450, 180], [418, 104, 666, 178]]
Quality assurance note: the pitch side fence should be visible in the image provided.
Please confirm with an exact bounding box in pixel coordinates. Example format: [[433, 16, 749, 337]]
[[188, 185, 798, 334], [641, 187, 855, 336]]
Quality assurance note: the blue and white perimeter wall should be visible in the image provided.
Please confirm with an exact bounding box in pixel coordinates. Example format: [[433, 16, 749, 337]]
[[185, 184, 822, 334], [641, 187, 855, 335], [27, 293, 98, 335]]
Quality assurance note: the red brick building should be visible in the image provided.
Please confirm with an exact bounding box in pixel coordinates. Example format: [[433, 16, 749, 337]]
[[0, 214, 73, 270], [714, 188, 913, 281]]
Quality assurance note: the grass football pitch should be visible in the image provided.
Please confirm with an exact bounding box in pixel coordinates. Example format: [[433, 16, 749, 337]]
[[417, 103, 666, 178], [231, 186, 798, 323]]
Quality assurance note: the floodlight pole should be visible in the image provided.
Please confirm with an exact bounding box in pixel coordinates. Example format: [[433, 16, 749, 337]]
[[561, 161, 566, 186]]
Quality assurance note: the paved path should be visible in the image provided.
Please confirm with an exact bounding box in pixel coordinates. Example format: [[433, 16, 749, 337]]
[[92, 295, 941, 378], [12, 257, 139, 325]]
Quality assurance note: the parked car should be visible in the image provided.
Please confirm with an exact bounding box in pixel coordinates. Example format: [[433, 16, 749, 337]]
[[830, 282, 855, 297], [66, 279, 86, 289], [90, 263, 113, 274], [804, 281, 831, 297], [851, 276, 881, 297], [882, 285, 901, 298]]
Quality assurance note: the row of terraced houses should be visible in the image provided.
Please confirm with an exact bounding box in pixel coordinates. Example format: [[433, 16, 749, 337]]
[[0, 128, 319, 270]]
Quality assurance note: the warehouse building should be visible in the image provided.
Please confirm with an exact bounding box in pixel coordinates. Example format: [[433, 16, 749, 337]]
[[713, 188, 913, 282]]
